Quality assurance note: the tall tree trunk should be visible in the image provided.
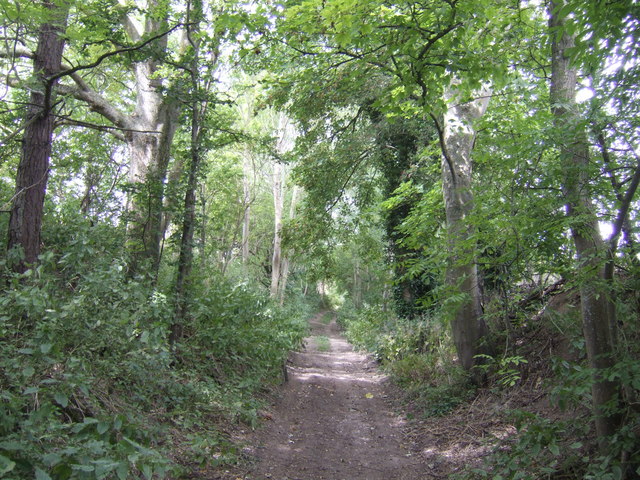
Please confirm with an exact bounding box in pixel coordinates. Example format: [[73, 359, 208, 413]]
[[199, 183, 207, 268], [270, 161, 284, 298], [270, 114, 295, 298], [241, 152, 252, 266], [279, 185, 299, 305], [7, 1, 68, 273], [170, 0, 204, 348], [549, 0, 622, 442], [353, 258, 363, 309], [57, 2, 182, 277], [125, 63, 180, 275], [437, 83, 490, 377]]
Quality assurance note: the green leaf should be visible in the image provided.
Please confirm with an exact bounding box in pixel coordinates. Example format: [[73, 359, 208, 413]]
[[42, 453, 62, 467], [40, 343, 53, 354], [97, 421, 109, 435], [548, 443, 560, 456], [0, 455, 16, 475], [114, 415, 123, 431], [116, 461, 128, 480], [72, 464, 95, 472], [35, 467, 52, 480], [0, 440, 24, 451], [54, 392, 69, 408], [22, 366, 35, 377], [142, 463, 153, 479]]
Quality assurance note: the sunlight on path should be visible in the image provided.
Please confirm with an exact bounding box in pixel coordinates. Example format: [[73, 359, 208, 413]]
[[241, 311, 429, 480]]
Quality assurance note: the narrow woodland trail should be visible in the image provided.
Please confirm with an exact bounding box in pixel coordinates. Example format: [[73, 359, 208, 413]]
[[239, 312, 429, 480]]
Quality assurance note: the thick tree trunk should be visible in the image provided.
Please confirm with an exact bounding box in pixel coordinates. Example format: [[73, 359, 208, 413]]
[[7, 1, 68, 273], [125, 61, 180, 274], [439, 83, 490, 376], [57, 3, 181, 277], [549, 0, 621, 442]]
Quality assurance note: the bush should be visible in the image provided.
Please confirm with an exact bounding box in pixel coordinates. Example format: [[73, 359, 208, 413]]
[[0, 222, 309, 478], [338, 304, 473, 417]]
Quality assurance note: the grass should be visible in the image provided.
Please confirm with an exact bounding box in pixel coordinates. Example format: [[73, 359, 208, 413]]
[[315, 335, 331, 352], [320, 312, 333, 325]]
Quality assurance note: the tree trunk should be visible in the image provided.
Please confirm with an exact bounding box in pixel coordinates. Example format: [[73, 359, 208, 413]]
[[199, 184, 207, 268], [549, 0, 622, 442], [241, 152, 252, 266], [270, 114, 295, 298], [353, 258, 363, 309], [438, 83, 490, 377], [279, 185, 299, 305], [270, 161, 284, 298], [56, 2, 181, 277], [170, 0, 204, 348], [125, 63, 180, 275], [7, 1, 68, 273]]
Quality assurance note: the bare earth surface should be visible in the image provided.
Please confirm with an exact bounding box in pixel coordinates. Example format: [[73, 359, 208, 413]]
[[238, 312, 429, 480], [207, 312, 569, 480]]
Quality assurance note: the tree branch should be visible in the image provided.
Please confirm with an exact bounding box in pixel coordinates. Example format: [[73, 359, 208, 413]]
[[47, 23, 184, 84], [57, 83, 132, 130], [53, 117, 127, 141], [325, 149, 371, 213], [429, 112, 457, 186]]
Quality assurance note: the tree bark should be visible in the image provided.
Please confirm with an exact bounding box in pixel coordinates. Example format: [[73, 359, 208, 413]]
[[7, 1, 68, 273], [353, 258, 363, 309], [170, 0, 204, 348], [279, 185, 299, 305], [123, 9, 181, 273], [270, 114, 295, 298], [55, 2, 181, 277], [125, 95, 180, 274], [270, 161, 284, 298], [241, 151, 252, 266], [549, 0, 622, 442], [438, 83, 490, 377]]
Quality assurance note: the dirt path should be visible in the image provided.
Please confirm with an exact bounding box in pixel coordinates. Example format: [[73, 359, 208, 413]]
[[239, 312, 429, 480]]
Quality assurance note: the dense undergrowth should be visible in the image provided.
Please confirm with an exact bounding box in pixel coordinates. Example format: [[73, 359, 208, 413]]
[[338, 303, 475, 419], [0, 220, 310, 479], [337, 296, 640, 480]]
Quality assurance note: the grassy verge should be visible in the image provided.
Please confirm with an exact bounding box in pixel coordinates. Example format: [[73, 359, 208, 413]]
[[315, 335, 331, 352]]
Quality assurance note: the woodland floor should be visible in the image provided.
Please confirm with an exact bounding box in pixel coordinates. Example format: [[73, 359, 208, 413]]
[[209, 312, 559, 480]]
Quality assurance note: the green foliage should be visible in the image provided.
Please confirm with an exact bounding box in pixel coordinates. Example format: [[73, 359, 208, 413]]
[[474, 354, 529, 389], [389, 353, 475, 418], [0, 218, 308, 478], [319, 312, 332, 325], [466, 352, 640, 479], [338, 305, 388, 358], [468, 411, 584, 480], [339, 304, 474, 417], [314, 336, 330, 352], [342, 305, 449, 364]]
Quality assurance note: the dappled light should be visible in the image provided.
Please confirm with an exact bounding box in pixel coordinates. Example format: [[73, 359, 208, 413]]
[[1, 0, 639, 478]]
